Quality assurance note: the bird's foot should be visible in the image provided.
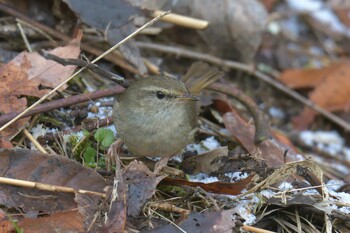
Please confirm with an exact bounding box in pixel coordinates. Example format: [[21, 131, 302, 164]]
[[106, 139, 124, 171], [154, 155, 183, 176]]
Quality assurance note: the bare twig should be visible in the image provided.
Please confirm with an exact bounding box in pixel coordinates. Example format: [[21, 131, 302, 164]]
[[242, 225, 275, 233], [22, 129, 47, 154], [0, 176, 106, 198], [39, 50, 128, 86], [0, 12, 168, 133], [16, 21, 32, 52], [135, 41, 350, 132], [152, 10, 208, 29], [0, 87, 124, 126]]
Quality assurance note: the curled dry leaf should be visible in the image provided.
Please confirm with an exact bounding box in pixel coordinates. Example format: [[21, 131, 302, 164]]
[[0, 33, 81, 139], [279, 60, 350, 129]]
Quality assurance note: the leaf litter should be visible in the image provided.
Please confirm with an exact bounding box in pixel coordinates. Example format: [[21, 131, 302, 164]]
[[0, 0, 349, 232]]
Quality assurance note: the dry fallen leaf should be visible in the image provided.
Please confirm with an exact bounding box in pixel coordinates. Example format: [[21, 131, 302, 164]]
[[147, 209, 242, 233], [0, 210, 85, 233], [0, 33, 81, 139], [279, 60, 350, 129], [222, 108, 303, 167], [123, 160, 167, 217], [172, 0, 268, 62], [0, 148, 106, 231]]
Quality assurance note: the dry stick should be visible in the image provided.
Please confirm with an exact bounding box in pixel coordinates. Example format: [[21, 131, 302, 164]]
[[0, 87, 124, 126], [0, 12, 169, 133], [241, 225, 275, 233], [40, 51, 127, 86], [0, 177, 106, 198], [135, 41, 350, 132], [152, 10, 209, 29], [22, 129, 47, 154], [0, 3, 139, 74]]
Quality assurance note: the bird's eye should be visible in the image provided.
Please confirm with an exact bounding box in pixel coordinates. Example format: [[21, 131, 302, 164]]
[[156, 91, 165, 99]]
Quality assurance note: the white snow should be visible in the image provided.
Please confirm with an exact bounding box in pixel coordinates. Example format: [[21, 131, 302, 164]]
[[269, 107, 285, 119], [286, 0, 350, 37], [300, 130, 347, 156], [186, 136, 221, 154], [188, 173, 219, 183]]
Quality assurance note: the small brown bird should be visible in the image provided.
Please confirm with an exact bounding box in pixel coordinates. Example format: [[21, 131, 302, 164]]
[[113, 62, 224, 170]]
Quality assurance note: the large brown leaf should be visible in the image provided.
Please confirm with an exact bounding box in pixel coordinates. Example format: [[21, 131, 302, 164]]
[[0, 33, 81, 139], [0, 148, 106, 230], [279, 61, 350, 129]]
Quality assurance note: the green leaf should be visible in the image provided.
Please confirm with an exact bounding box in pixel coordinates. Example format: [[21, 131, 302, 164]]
[[83, 146, 96, 165], [94, 128, 116, 148], [82, 129, 91, 137]]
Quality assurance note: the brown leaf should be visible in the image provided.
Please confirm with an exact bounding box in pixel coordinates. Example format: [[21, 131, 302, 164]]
[[0, 139, 13, 149], [172, 0, 267, 62], [335, 8, 350, 27], [182, 147, 228, 174], [0, 149, 106, 220], [223, 111, 303, 167], [0, 34, 81, 139], [146, 209, 242, 233], [123, 160, 166, 217], [63, 0, 147, 74], [2, 210, 84, 233], [279, 61, 350, 129]]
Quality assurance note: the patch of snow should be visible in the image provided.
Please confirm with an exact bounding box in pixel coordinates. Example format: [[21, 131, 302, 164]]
[[331, 191, 350, 204], [278, 182, 293, 191], [234, 196, 260, 225], [105, 125, 117, 135], [225, 172, 249, 181], [188, 173, 219, 183], [269, 107, 285, 119], [286, 0, 350, 37], [170, 154, 183, 163], [304, 188, 320, 195], [30, 124, 48, 139], [338, 206, 350, 214], [260, 189, 275, 199], [267, 21, 280, 35], [333, 163, 350, 175], [326, 180, 345, 191], [300, 130, 346, 156], [186, 136, 220, 154]]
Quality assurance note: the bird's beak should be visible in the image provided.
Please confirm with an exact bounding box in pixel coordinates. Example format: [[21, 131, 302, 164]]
[[177, 93, 200, 101]]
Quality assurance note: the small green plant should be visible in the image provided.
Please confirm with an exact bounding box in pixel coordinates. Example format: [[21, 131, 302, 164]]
[[94, 128, 116, 149], [70, 128, 116, 169]]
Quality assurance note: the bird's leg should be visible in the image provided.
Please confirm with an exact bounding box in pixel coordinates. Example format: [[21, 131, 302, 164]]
[[154, 154, 173, 174], [106, 139, 124, 171]]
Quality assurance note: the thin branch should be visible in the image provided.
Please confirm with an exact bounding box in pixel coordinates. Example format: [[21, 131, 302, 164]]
[[40, 50, 128, 87], [152, 10, 208, 29], [0, 87, 124, 126], [135, 41, 350, 132], [0, 176, 106, 198]]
